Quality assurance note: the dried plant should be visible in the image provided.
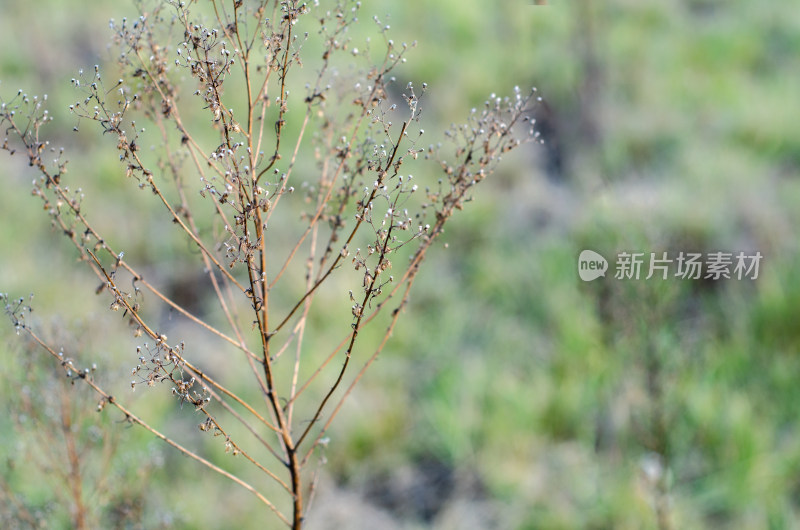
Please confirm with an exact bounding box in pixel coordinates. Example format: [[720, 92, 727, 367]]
[[0, 323, 168, 529], [1, 0, 539, 527]]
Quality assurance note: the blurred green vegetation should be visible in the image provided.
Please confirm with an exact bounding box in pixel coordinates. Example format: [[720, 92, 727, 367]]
[[2, 0, 800, 528]]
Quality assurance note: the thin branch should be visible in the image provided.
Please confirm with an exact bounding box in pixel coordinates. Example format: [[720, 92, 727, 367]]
[[16, 324, 291, 528]]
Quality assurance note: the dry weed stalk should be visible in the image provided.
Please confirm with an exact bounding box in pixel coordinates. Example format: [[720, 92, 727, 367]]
[[1, 0, 539, 526], [0, 326, 165, 528]]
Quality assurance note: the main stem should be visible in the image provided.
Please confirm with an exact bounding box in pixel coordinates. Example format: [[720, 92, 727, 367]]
[[289, 448, 303, 529]]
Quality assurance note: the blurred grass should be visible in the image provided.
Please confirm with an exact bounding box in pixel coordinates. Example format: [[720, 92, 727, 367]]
[[3, 0, 800, 528]]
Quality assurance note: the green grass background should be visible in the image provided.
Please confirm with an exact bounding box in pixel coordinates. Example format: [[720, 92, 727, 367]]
[[2, 0, 800, 528]]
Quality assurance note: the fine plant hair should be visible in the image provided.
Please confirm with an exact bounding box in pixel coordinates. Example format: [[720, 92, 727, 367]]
[[1, 0, 539, 527]]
